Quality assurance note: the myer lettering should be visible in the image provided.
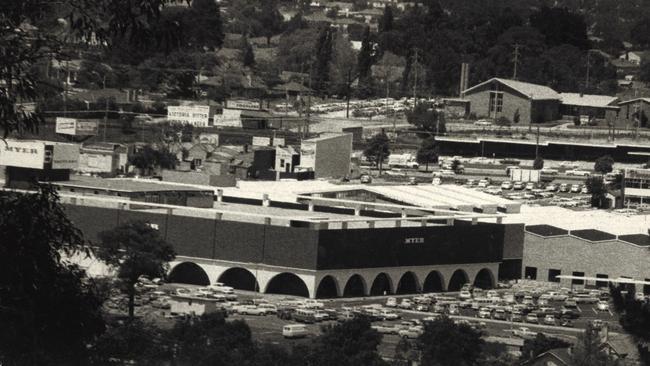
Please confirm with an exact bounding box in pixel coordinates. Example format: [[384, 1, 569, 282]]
[[404, 237, 425, 244], [5, 146, 38, 154]]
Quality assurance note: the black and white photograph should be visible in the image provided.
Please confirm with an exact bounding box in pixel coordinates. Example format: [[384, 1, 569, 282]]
[[2, 0, 650, 365]]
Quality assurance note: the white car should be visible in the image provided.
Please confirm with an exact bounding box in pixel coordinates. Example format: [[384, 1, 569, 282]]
[[459, 290, 472, 300], [541, 168, 559, 175], [398, 299, 413, 309], [237, 305, 267, 316], [398, 326, 424, 339], [209, 283, 235, 294], [380, 309, 400, 320], [474, 119, 493, 127], [501, 181, 513, 190], [597, 301, 609, 311], [478, 307, 492, 318], [566, 169, 590, 177], [478, 179, 490, 188], [302, 299, 324, 309], [386, 297, 397, 307]]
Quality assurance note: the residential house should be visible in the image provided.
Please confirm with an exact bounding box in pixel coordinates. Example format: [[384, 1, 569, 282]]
[[275, 146, 300, 173], [618, 51, 650, 65], [618, 98, 650, 128], [559, 93, 620, 125], [462, 78, 561, 124]]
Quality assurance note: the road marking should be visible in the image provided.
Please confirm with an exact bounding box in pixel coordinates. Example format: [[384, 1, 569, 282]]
[[592, 308, 598, 315]]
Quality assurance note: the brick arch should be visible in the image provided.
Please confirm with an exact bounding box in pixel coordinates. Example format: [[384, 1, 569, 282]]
[[316, 275, 340, 298], [218, 267, 259, 291], [264, 272, 310, 297], [343, 274, 368, 297], [473, 268, 495, 289], [370, 272, 394, 296], [396, 271, 421, 294], [168, 261, 210, 286], [422, 270, 446, 292], [448, 269, 470, 291]]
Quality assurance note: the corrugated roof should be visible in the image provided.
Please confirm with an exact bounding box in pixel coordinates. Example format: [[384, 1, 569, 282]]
[[560, 93, 619, 108], [463, 77, 560, 100]]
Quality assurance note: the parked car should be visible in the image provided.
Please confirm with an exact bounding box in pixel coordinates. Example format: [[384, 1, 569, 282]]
[[597, 301, 610, 311], [513, 181, 525, 190], [459, 290, 473, 300], [543, 314, 556, 325], [501, 181, 513, 190], [525, 182, 536, 190], [566, 169, 590, 177], [525, 313, 539, 323], [398, 326, 424, 339], [360, 174, 372, 184], [478, 179, 490, 188], [399, 299, 413, 309], [545, 183, 558, 192], [386, 297, 398, 307], [380, 309, 401, 320], [474, 119, 493, 126], [559, 183, 570, 193], [541, 168, 559, 175], [493, 309, 507, 320], [238, 305, 267, 316], [570, 184, 582, 193], [478, 307, 492, 318]]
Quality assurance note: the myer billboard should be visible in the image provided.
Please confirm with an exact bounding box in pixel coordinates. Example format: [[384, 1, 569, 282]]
[[0, 140, 79, 169], [55, 117, 99, 136]]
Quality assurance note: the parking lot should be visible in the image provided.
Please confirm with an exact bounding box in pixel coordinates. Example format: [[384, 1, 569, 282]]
[[101, 278, 635, 358]]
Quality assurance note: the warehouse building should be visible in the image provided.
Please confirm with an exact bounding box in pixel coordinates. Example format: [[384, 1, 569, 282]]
[[49, 180, 524, 299], [503, 206, 650, 294]]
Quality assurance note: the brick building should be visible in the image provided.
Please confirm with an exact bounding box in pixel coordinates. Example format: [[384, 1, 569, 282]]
[[462, 78, 561, 124]]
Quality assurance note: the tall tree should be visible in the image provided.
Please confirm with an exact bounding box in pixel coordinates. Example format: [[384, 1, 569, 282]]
[[533, 156, 544, 170], [260, 0, 285, 45], [0, 187, 105, 365], [242, 36, 256, 67], [416, 137, 440, 171], [406, 102, 446, 134], [529, 6, 590, 50], [187, 0, 225, 50], [570, 323, 616, 366], [98, 221, 175, 318], [364, 131, 391, 175], [379, 6, 394, 33], [417, 316, 484, 366], [312, 26, 334, 94], [298, 317, 387, 366], [594, 155, 615, 174], [357, 27, 374, 81], [586, 176, 608, 209]]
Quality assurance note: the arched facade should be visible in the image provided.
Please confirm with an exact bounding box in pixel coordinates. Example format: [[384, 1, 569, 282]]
[[448, 269, 469, 291], [473, 268, 495, 289], [370, 272, 393, 296], [422, 270, 445, 293], [265, 272, 310, 297], [218, 267, 259, 291], [396, 271, 420, 294], [168, 262, 210, 286], [343, 274, 367, 297], [316, 275, 340, 298]]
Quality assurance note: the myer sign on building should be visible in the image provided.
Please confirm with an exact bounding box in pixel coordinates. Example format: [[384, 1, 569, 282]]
[[0, 140, 79, 169], [56, 117, 99, 136]]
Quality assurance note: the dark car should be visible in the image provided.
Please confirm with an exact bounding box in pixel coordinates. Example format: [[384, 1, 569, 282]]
[[560, 308, 580, 319]]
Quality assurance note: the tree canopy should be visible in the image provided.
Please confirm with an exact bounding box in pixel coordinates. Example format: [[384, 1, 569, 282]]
[[417, 137, 440, 171], [594, 155, 615, 174], [417, 316, 484, 366], [363, 131, 391, 173], [0, 187, 105, 365], [98, 221, 175, 318]]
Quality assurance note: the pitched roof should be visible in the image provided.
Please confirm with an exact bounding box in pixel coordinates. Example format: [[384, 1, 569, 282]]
[[522, 348, 571, 365], [619, 98, 650, 105], [463, 77, 560, 100], [560, 93, 619, 108]]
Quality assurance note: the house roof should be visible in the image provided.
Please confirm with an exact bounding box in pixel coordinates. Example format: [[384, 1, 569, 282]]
[[522, 348, 571, 365], [463, 78, 560, 100], [619, 98, 650, 105], [560, 93, 619, 108]]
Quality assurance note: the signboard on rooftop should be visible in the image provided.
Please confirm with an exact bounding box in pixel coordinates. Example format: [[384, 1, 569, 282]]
[[55, 117, 99, 136], [252, 136, 271, 146], [51, 143, 80, 169], [625, 168, 650, 180], [168, 105, 212, 127], [226, 99, 262, 111]]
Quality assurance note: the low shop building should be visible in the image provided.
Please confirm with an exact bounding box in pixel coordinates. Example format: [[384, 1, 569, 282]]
[[78, 142, 129, 174], [298, 133, 353, 179], [0, 139, 79, 189], [622, 168, 650, 205], [167, 104, 219, 127], [214, 99, 273, 129], [462, 77, 561, 124]]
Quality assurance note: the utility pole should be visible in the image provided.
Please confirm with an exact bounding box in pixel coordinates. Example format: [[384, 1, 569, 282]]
[[535, 125, 540, 159], [413, 48, 418, 107], [306, 64, 312, 140], [346, 69, 351, 119], [103, 98, 108, 141], [512, 44, 521, 80]]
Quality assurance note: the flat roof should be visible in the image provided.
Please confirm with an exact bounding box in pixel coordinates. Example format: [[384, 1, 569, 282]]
[[53, 177, 212, 193], [502, 205, 650, 235]]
